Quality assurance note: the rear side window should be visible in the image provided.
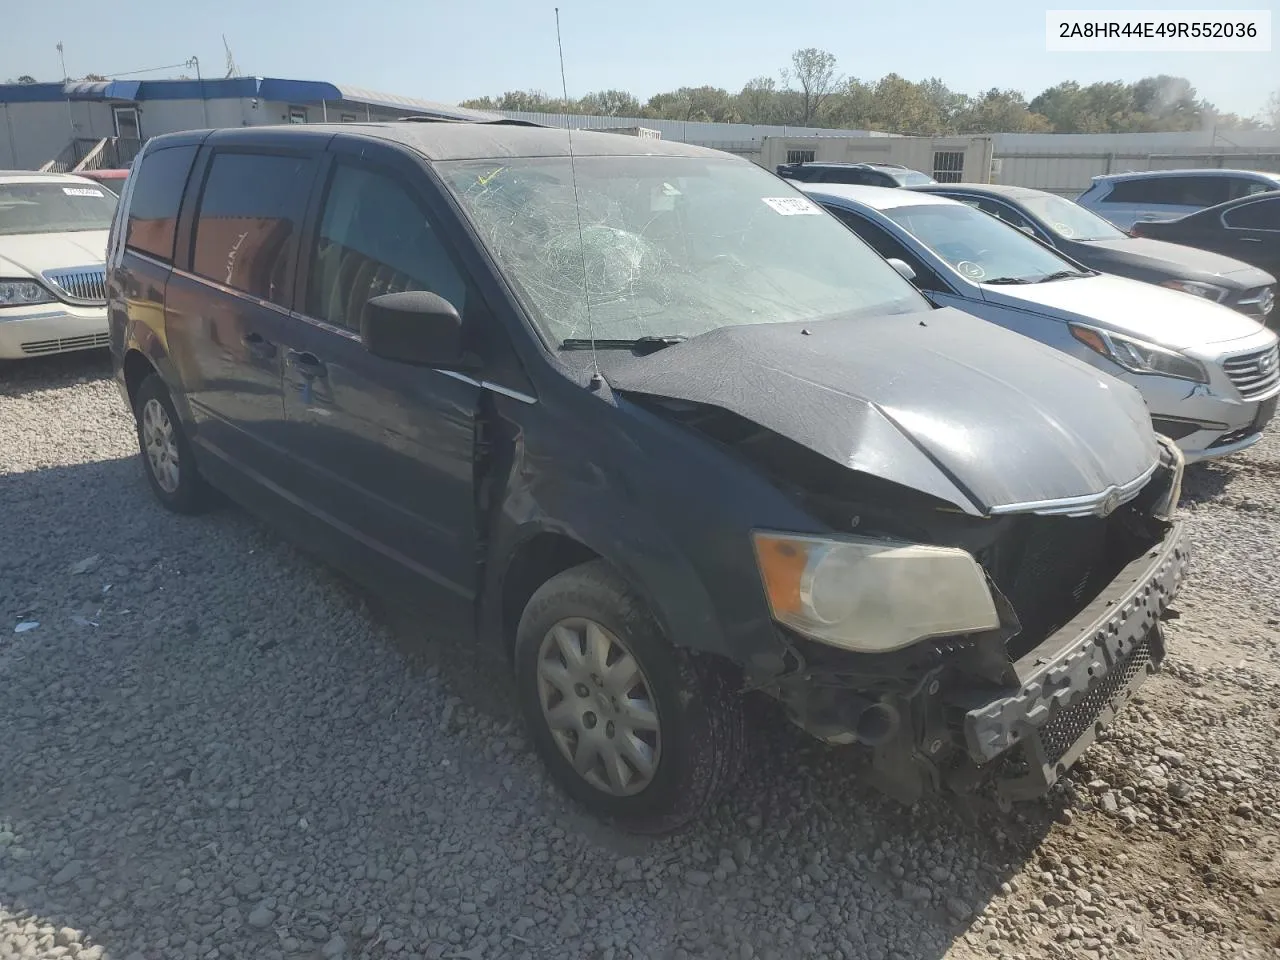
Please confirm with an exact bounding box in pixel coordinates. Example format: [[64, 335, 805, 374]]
[[191, 151, 312, 306], [125, 145, 196, 262], [1224, 197, 1280, 230], [1105, 176, 1230, 207], [1230, 178, 1277, 200]]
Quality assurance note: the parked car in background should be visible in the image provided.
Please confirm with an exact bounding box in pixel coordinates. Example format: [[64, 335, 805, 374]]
[[77, 168, 131, 195], [0, 171, 117, 359], [777, 161, 935, 187], [802, 183, 1279, 462], [109, 123, 1188, 831], [910, 182, 1275, 324], [1131, 192, 1280, 284], [1076, 169, 1280, 231]]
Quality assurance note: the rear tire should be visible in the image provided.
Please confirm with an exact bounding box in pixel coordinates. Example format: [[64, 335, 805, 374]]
[[514, 559, 745, 833], [133, 374, 214, 515]]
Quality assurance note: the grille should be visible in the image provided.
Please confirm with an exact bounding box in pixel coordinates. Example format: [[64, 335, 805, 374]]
[[42, 266, 107, 304], [20, 332, 110, 355], [982, 516, 1108, 659], [1234, 285, 1274, 317], [1038, 637, 1152, 764], [1222, 345, 1280, 400]]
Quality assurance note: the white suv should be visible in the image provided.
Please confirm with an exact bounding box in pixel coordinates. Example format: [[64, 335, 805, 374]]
[[0, 172, 118, 359], [1077, 169, 1280, 232]]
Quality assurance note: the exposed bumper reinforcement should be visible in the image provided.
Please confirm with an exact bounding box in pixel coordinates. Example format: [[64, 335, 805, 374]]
[[963, 520, 1189, 798]]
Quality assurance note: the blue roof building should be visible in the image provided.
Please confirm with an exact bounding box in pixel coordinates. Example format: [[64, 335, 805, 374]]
[[0, 76, 498, 170]]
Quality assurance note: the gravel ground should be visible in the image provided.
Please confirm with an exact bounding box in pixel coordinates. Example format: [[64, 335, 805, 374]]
[[1, 351, 1277, 960]]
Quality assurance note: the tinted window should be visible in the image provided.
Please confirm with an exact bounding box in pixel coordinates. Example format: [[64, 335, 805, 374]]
[[191, 151, 312, 305], [125, 145, 196, 261], [827, 207, 945, 291], [1223, 197, 1280, 230], [974, 198, 1036, 234], [307, 164, 467, 331], [1105, 175, 1230, 207], [1229, 178, 1278, 200]]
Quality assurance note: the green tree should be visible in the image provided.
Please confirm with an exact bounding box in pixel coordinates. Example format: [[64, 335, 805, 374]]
[[955, 88, 1051, 133], [864, 74, 949, 134], [646, 86, 738, 123], [578, 89, 641, 117], [784, 48, 841, 125], [735, 76, 779, 124]]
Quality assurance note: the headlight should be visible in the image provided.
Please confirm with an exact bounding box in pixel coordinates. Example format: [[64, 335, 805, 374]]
[[1070, 324, 1208, 382], [751, 531, 1000, 653], [0, 279, 55, 308], [1161, 279, 1228, 303]]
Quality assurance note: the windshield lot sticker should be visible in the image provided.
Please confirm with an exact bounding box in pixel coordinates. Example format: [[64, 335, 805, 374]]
[[63, 187, 105, 197], [762, 197, 822, 216]]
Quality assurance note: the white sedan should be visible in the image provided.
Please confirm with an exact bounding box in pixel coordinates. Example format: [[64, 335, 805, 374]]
[[0, 172, 117, 359]]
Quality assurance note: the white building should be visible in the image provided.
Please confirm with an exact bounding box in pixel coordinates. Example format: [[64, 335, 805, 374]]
[[0, 77, 498, 171]]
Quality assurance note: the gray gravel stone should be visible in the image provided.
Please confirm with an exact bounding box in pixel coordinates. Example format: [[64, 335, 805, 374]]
[[3, 347, 1280, 960]]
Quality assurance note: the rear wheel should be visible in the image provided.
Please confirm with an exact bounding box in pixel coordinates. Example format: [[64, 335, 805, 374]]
[[514, 560, 745, 833], [133, 374, 213, 514]]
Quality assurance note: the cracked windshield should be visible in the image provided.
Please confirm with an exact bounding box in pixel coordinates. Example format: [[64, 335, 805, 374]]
[[442, 156, 925, 345]]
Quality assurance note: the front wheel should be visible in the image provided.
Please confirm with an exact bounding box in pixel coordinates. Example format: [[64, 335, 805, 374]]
[[514, 560, 745, 833]]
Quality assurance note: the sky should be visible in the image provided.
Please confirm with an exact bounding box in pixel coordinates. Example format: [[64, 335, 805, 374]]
[[6, 1, 1278, 118]]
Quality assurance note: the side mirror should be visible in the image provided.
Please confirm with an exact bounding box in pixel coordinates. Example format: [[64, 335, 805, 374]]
[[361, 290, 472, 369], [886, 258, 917, 282]]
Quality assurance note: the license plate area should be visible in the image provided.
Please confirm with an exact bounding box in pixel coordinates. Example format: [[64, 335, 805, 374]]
[[1253, 394, 1278, 432]]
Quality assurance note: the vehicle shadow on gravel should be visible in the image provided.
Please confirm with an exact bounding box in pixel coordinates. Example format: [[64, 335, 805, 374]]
[[0, 350, 113, 399], [0, 449, 1060, 960]]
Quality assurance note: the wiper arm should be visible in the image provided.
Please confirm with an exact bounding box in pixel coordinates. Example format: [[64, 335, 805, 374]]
[[982, 276, 1032, 285], [1037, 270, 1089, 282], [561, 335, 688, 353]]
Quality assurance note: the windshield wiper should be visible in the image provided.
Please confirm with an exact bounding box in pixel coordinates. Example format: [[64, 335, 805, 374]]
[[561, 335, 688, 354], [982, 276, 1032, 285], [1037, 270, 1090, 282]]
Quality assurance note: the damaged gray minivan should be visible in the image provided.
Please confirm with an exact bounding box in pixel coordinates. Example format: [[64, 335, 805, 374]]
[[108, 122, 1188, 833]]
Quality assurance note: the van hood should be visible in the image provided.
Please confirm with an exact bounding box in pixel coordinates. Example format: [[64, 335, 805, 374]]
[[979, 272, 1266, 350], [1074, 236, 1274, 288], [602, 307, 1159, 517], [0, 231, 109, 277]]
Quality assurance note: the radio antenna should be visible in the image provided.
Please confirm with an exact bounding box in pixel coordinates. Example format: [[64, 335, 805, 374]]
[[555, 6, 602, 389]]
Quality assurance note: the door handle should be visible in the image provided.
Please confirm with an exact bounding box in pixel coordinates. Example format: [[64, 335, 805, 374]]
[[286, 349, 327, 377], [241, 331, 277, 359]]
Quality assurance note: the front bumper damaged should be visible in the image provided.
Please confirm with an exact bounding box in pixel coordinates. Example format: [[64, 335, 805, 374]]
[[962, 518, 1189, 800]]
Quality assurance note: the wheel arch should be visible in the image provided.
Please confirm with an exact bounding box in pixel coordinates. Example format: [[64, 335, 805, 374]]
[[485, 514, 734, 665]]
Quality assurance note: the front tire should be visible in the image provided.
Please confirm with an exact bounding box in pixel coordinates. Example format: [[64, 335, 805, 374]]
[[133, 374, 213, 514], [514, 560, 745, 833]]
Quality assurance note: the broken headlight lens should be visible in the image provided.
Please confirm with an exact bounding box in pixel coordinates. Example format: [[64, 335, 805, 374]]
[[751, 532, 1000, 653], [1069, 324, 1208, 383]]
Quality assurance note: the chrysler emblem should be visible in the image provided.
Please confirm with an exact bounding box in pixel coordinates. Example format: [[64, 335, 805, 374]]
[[1097, 489, 1122, 517]]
